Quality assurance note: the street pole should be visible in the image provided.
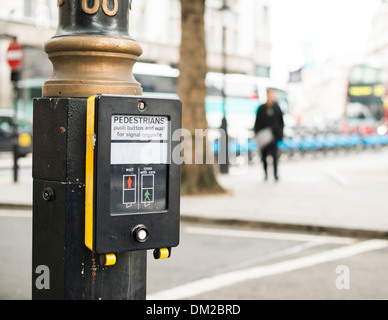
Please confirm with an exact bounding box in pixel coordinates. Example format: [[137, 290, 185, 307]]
[[219, 1, 229, 174], [7, 37, 23, 183], [11, 70, 20, 183], [32, 0, 145, 300]]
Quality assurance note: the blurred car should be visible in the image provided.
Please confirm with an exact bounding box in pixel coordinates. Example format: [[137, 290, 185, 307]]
[[0, 110, 32, 157]]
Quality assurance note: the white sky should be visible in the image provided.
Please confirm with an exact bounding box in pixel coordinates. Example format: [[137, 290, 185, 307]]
[[270, 0, 382, 82]]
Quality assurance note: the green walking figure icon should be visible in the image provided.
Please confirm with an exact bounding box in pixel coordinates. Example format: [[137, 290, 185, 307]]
[[144, 189, 151, 202]]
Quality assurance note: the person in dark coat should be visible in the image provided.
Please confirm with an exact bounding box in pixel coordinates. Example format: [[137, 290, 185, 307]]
[[254, 88, 284, 181]]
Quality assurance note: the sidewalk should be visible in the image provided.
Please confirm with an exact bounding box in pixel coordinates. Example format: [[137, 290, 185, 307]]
[[0, 153, 32, 208], [0, 150, 388, 238], [181, 149, 388, 238]]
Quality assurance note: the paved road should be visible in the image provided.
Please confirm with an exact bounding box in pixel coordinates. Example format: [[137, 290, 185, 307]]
[[1, 211, 387, 300], [0, 211, 32, 300], [147, 222, 388, 300]]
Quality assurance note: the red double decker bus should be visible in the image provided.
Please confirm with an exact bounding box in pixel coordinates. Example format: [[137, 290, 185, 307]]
[[344, 63, 388, 135]]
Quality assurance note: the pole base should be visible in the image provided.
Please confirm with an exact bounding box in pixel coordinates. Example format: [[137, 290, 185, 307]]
[[42, 35, 143, 98]]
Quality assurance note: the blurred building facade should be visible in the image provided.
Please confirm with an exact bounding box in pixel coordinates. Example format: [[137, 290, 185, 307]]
[[0, 0, 272, 111], [287, 56, 351, 129], [0, 0, 56, 109], [368, 0, 388, 61], [285, 1, 388, 130], [132, 0, 271, 76]]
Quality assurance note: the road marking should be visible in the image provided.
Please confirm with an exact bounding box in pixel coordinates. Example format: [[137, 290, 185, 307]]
[[184, 226, 356, 244], [324, 168, 351, 187], [213, 240, 324, 274], [147, 239, 388, 300], [0, 210, 31, 218]]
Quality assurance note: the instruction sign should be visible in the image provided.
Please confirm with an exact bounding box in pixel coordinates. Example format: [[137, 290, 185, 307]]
[[110, 115, 170, 215]]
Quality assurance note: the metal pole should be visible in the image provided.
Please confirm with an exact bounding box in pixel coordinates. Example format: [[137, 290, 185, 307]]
[[11, 72, 19, 183], [219, 1, 229, 174], [7, 36, 22, 183], [32, 0, 145, 300]]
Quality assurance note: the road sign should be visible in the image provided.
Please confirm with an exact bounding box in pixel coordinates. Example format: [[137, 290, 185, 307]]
[[6, 40, 23, 71]]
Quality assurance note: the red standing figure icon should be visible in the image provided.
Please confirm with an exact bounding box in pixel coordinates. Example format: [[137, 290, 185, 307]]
[[127, 176, 132, 189]]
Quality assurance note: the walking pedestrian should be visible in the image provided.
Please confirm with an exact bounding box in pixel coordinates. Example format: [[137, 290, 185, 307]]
[[254, 88, 284, 181]]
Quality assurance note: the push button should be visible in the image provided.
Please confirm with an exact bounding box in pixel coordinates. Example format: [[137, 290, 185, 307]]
[[132, 225, 149, 243]]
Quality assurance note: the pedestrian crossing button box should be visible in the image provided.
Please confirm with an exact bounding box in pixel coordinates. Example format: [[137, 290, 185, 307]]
[[85, 94, 182, 254]]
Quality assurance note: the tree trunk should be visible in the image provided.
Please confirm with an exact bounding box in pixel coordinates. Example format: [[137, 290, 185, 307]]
[[178, 0, 224, 195]]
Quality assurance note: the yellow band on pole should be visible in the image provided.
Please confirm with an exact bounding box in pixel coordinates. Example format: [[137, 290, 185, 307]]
[[85, 95, 96, 251]]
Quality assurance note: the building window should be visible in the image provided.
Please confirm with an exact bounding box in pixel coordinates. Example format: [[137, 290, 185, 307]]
[[24, 0, 35, 18], [256, 65, 270, 78]]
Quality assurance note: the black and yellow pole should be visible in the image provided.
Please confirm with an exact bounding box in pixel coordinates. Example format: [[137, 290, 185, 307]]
[[32, 0, 146, 299]]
